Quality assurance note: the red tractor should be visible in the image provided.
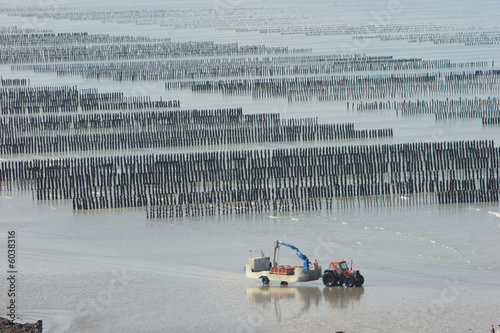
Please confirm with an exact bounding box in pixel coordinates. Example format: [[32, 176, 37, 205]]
[[322, 260, 364, 287]]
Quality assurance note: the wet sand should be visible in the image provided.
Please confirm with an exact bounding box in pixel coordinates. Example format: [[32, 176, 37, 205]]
[[1, 193, 499, 332]]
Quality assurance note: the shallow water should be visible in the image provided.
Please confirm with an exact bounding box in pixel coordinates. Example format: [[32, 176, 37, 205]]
[[1, 1, 500, 332], [2, 192, 500, 332]]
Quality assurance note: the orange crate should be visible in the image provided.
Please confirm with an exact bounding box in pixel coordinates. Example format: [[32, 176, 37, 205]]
[[271, 266, 296, 275]]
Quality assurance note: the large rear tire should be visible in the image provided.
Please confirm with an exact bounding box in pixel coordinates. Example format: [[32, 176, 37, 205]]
[[344, 275, 355, 288], [322, 272, 338, 287], [262, 276, 270, 284], [355, 275, 364, 287]]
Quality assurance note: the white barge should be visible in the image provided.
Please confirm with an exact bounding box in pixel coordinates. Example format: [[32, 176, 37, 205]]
[[246, 241, 322, 284]]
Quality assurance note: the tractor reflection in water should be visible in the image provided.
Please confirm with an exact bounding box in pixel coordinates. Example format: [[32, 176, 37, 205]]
[[323, 285, 365, 309]]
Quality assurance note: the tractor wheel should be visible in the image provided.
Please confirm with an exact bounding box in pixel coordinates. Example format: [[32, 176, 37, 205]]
[[355, 275, 364, 287], [322, 272, 337, 287], [344, 275, 355, 287], [262, 276, 270, 285]]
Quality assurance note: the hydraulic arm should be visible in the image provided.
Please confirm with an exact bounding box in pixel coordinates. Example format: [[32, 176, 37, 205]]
[[274, 240, 310, 270]]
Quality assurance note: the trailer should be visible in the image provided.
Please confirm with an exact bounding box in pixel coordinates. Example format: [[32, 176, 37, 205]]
[[246, 241, 322, 284]]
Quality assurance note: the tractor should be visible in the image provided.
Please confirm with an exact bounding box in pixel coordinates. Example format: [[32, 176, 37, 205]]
[[322, 260, 364, 287]]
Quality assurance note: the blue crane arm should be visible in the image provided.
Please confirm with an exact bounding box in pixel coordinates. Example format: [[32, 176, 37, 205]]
[[276, 241, 310, 270]]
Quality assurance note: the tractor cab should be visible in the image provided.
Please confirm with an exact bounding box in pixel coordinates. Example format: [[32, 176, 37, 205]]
[[329, 260, 350, 274]]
